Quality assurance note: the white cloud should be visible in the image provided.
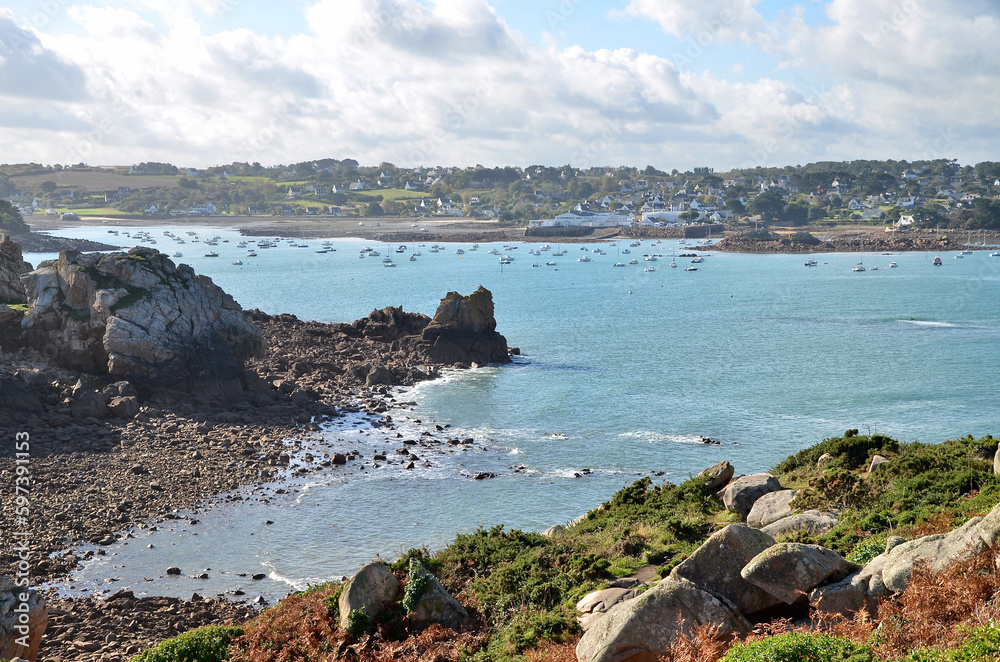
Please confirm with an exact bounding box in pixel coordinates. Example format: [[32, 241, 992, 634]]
[[615, 0, 768, 43], [2, 0, 1000, 169]]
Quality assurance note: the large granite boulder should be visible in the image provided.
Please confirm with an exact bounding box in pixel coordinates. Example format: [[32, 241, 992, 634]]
[[697, 460, 734, 491], [881, 516, 986, 593], [404, 559, 468, 629], [747, 490, 797, 529], [975, 500, 1000, 547], [669, 525, 782, 617], [0, 575, 47, 662], [0, 234, 31, 303], [577, 588, 641, 631], [338, 561, 402, 630], [576, 577, 750, 662], [722, 473, 783, 515], [762, 510, 838, 539], [741, 543, 858, 604], [811, 552, 892, 617], [407, 286, 510, 366], [20, 247, 263, 399]]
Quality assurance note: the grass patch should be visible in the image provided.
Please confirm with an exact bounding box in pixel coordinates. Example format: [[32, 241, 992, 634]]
[[131, 625, 243, 662]]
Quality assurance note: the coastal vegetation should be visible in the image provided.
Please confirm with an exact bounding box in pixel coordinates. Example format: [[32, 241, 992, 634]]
[[129, 430, 1000, 661], [4, 157, 1000, 231]]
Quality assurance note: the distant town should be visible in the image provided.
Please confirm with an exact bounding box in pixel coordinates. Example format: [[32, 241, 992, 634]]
[[2, 158, 1000, 231]]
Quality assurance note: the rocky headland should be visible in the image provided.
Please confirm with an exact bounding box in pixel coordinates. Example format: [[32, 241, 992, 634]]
[[711, 228, 991, 254], [0, 238, 513, 661]]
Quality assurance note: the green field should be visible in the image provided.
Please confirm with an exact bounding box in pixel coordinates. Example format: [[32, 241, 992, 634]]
[[52, 207, 131, 217]]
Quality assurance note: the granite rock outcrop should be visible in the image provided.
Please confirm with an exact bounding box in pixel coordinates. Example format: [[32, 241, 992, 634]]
[[19, 247, 263, 399]]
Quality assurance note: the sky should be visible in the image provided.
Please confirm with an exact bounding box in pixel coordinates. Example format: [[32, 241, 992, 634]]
[[0, 0, 997, 171]]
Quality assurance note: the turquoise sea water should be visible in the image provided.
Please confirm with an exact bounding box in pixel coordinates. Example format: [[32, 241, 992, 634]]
[[28, 225, 1000, 602]]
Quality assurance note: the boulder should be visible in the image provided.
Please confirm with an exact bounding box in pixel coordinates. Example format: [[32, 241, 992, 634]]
[[976, 501, 1000, 547], [405, 559, 468, 629], [762, 510, 838, 539], [70, 390, 108, 419], [0, 304, 17, 328], [20, 248, 263, 399], [406, 286, 510, 366], [108, 395, 140, 419], [576, 577, 750, 662], [0, 234, 31, 303], [0, 575, 47, 662], [868, 455, 889, 472], [541, 525, 564, 537], [337, 561, 402, 630], [747, 490, 797, 529], [881, 516, 986, 593], [697, 460, 734, 490], [0, 376, 42, 414], [366, 366, 394, 386], [741, 543, 859, 604], [810, 553, 891, 617], [994, 445, 1000, 475], [669, 525, 782, 617], [577, 587, 641, 617], [722, 473, 782, 515], [816, 453, 834, 469]]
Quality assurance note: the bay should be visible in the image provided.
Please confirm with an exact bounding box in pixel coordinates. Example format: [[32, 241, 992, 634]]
[[27, 226, 1000, 602]]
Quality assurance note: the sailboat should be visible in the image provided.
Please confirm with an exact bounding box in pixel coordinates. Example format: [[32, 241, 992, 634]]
[[851, 227, 866, 271], [670, 243, 677, 268]]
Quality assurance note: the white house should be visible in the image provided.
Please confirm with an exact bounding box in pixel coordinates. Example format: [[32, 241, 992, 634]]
[[898, 215, 916, 226]]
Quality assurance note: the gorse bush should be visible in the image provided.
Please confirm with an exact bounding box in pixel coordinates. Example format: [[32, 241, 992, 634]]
[[719, 632, 874, 662], [131, 625, 243, 662]]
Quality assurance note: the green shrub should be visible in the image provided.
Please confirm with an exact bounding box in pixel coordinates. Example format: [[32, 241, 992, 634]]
[[775, 432, 900, 473], [131, 625, 243, 662], [402, 560, 433, 613], [720, 633, 874, 662], [346, 607, 371, 638], [845, 535, 887, 565], [904, 624, 1000, 660]]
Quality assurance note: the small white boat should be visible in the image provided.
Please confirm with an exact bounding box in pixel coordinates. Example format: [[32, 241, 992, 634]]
[[247, 251, 257, 257], [851, 265, 866, 272], [396, 245, 407, 253], [500, 259, 512, 265], [691, 257, 705, 263], [578, 256, 592, 262], [204, 251, 219, 257], [546, 261, 556, 266], [410, 255, 417, 261], [933, 256, 942, 266], [613, 262, 626, 267], [232, 259, 243, 265], [629, 241, 641, 247], [991, 252, 1000, 257], [623, 249, 631, 254], [383, 260, 396, 267], [644, 255, 657, 262], [488, 248, 500, 255], [685, 266, 698, 271], [954, 254, 964, 259], [173, 252, 183, 258], [670, 260, 677, 268], [237, 241, 247, 248], [628, 259, 639, 265], [805, 259, 818, 267], [889, 261, 898, 268], [644, 266, 657, 272], [455, 249, 465, 255]]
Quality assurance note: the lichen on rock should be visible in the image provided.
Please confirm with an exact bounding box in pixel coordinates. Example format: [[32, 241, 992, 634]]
[[19, 247, 263, 399]]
